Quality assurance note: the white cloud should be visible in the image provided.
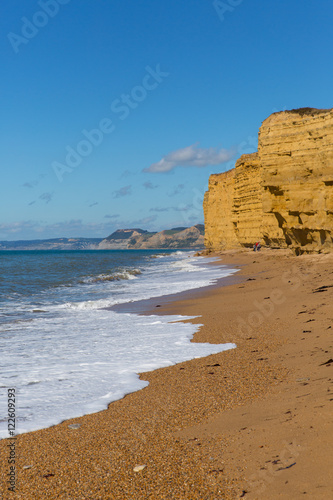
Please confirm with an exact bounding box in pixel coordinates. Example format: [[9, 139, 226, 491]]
[[143, 144, 234, 173]]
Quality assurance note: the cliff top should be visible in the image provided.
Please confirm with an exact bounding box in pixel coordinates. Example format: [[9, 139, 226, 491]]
[[105, 228, 150, 241], [263, 107, 332, 125]]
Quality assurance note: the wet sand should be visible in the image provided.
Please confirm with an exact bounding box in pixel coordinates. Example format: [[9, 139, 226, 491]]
[[1, 249, 332, 499]]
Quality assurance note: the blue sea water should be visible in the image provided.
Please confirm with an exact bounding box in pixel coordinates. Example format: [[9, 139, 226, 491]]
[[0, 249, 237, 438]]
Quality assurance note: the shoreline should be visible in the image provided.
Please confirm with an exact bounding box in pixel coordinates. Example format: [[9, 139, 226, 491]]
[[1, 249, 332, 499], [110, 252, 243, 315]]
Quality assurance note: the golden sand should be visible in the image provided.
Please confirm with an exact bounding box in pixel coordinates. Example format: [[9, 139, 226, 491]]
[[1, 249, 332, 499]]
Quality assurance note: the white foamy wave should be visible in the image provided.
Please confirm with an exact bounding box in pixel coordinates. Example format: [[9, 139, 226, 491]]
[[54, 254, 237, 313], [171, 260, 198, 272], [0, 310, 235, 438], [82, 268, 142, 284], [61, 299, 115, 310], [0, 251, 238, 438]]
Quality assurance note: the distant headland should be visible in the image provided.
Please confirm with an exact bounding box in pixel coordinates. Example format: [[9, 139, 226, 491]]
[[0, 225, 204, 251]]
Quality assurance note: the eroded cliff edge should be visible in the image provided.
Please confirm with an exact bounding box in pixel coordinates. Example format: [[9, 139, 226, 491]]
[[204, 107, 333, 254]]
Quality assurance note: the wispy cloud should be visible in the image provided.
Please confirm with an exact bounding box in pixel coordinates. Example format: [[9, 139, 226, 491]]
[[130, 215, 157, 226], [149, 207, 170, 212], [169, 183, 185, 197], [104, 214, 120, 219], [23, 181, 37, 188], [143, 143, 234, 173], [173, 204, 193, 212], [89, 202, 98, 207], [0, 219, 120, 240], [39, 192, 53, 204], [149, 204, 193, 213], [0, 221, 37, 235], [119, 169, 135, 178], [113, 185, 132, 198], [143, 181, 158, 189], [187, 215, 202, 223], [22, 174, 47, 189]]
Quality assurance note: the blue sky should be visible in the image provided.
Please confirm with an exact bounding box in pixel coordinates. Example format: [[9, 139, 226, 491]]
[[1, 0, 333, 240]]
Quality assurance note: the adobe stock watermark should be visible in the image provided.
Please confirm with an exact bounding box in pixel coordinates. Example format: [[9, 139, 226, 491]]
[[177, 134, 257, 226], [248, 439, 302, 494], [213, 0, 244, 22], [52, 64, 169, 182], [237, 261, 318, 338], [7, 0, 71, 54]]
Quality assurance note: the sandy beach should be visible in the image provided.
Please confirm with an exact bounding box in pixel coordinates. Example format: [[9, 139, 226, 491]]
[[1, 249, 332, 499]]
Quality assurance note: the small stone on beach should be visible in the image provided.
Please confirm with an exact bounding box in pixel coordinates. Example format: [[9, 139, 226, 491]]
[[133, 465, 146, 472]]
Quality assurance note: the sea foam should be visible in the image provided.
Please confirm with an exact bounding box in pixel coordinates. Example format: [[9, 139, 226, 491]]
[[0, 252, 237, 438]]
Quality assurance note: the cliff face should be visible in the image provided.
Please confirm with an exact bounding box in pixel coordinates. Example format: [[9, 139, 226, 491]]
[[233, 152, 263, 247], [203, 169, 240, 250], [260, 109, 333, 252], [204, 107, 333, 254], [203, 153, 263, 250]]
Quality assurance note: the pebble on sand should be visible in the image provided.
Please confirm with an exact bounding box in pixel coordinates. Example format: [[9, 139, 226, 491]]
[[133, 465, 146, 472]]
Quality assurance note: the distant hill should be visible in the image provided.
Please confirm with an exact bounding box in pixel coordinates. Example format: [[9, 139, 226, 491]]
[[0, 238, 102, 251], [104, 228, 149, 240], [0, 225, 205, 250], [99, 225, 204, 249]]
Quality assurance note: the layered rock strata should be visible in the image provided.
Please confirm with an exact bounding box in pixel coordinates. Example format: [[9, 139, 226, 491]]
[[203, 169, 240, 250], [204, 107, 333, 254]]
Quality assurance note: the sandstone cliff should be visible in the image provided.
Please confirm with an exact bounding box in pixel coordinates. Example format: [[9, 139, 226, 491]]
[[203, 169, 240, 250], [204, 107, 333, 254]]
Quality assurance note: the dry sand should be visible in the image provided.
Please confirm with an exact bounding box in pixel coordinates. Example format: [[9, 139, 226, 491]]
[[1, 249, 332, 499]]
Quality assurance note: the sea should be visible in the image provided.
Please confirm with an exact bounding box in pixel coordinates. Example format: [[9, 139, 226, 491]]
[[0, 249, 237, 439]]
